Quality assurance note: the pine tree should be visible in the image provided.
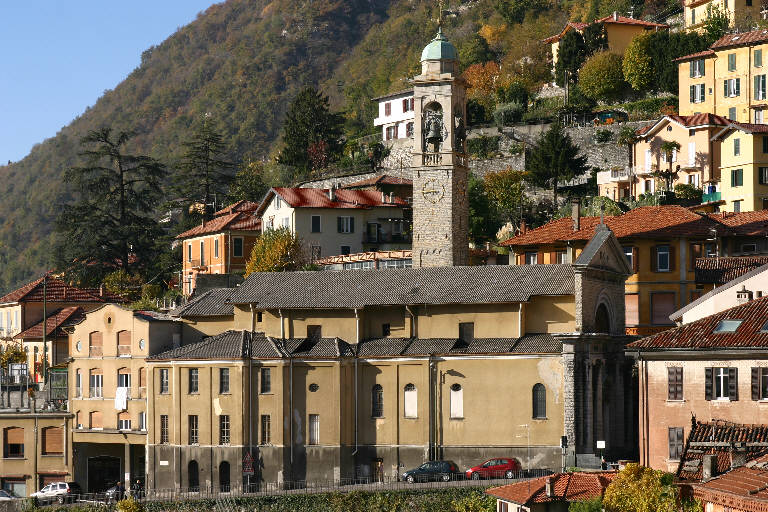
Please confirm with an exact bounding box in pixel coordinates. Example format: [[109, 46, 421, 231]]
[[526, 124, 589, 209], [277, 87, 344, 173], [174, 118, 234, 220], [56, 128, 166, 285], [229, 161, 269, 204]]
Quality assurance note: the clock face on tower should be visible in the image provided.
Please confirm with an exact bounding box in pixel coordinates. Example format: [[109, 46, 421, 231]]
[[422, 178, 445, 203]]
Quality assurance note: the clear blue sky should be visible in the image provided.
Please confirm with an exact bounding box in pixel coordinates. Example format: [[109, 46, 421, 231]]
[[0, 1, 219, 164]]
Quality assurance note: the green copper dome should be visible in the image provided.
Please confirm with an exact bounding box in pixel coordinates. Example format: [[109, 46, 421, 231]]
[[420, 27, 458, 62]]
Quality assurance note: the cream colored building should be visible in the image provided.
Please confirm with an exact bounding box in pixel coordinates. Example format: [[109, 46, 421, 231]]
[[66, 304, 180, 492], [598, 114, 728, 202], [257, 187, 410, 261], [145, 227, 637, 490], [684, 0, 764, 32]]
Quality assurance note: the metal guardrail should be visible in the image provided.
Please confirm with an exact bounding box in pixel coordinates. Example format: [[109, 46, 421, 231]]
[[30, 470, 553, 508]]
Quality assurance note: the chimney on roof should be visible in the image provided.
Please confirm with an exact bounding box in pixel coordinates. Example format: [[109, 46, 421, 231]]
[[571, 198, 581, 232], [737, 285, 753, 304], [545, 477, 555, 498], [329, 185, 336, 202], [99, 284, 104, 297], [731, 447, 747, 469], [382, 191, 387, 204], [702, 454, 717, 481], [613, 10, 618, 21]]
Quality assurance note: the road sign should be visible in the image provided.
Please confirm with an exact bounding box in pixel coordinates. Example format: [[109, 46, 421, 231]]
[[243, 451, 254, 475]]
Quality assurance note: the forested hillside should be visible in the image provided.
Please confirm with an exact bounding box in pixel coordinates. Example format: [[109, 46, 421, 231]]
[[0, 0, 679, 293]]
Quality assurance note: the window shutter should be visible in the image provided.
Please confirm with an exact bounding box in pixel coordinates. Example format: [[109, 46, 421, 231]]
[[537, 251, 544, 264], [549, 252, 557, 264], [729, 367, 739, 400], [753, 368, 760, 400], [724, 80, 729, 97], [5, 427, 24, 444], [690, 85, 695, 104], [632, 247, 639, 273], [757, 75, 761, 100], [651, 246, 658, 272], [702, 60, 706, 76], [350, 217, 355, 233], [736, 78, 741, 96], [676, 428, 685, 457], [337, 217, 342, 233], [689, 61, 695, 78], [669, 245, 676, 271], [668, 427, 677, 458], [705, 367, 713, 400], [690, 244, 702, 268], [42, 427, 64, 454]]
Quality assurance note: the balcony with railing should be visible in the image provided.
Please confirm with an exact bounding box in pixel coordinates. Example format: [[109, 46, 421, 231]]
[[363, 232, 413, 244], [701, 191, 721, 203], [189, 259, 207, 270], [89, 386, 103, 398], [421, 152, 468, 167]]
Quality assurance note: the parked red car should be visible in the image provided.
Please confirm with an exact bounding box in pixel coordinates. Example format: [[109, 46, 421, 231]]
[[465, 458, 521, 480]]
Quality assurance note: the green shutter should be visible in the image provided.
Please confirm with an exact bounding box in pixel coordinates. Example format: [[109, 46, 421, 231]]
[[690, 85, 696, 103], [736, 78, 741, 96], [757, 49, 763, 67], [756, 75, 761, 100], [701, 59, 705, 76], [724, 80, 729, 97]]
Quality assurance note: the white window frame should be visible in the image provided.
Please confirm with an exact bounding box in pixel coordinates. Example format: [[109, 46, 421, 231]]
[[715, 367, 730, 400], [139, 412, 147, 431], [309, 414, 320, 445], [117, 372, 131, 389], [89, 373, 103, 398], [118, 416, 131, 431], [524, 252, 537, 265], [657, 245, 671, 272], [214, 238, 219, 259], [450, 384, 464, 419], [338, 216, 353, 233]]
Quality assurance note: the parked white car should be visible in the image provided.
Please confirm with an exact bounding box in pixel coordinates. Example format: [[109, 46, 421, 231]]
[[0, 490, 19, 501], [30, 482, 82, 504]]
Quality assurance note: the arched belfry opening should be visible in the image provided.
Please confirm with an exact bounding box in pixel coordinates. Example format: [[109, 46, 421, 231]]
[[595, 303, 611, 334], [423, 102, 444, 153]]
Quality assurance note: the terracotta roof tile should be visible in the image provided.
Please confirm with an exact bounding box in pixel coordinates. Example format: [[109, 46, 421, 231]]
[[175, 212, 261, 239], [487, 472, 617, 505], [711, 29, 768, 50], [678, 420, 768, 482], [695, 256, 768, 285], [693, 465, 768, 506], [502, 206, 724, 247], [0, 276, 121, 304], [674, 49, 715, 62], [15, 307, 85, 339], [273, 187, 408, 209], [707, 210, 768, 235], [595, 14, 668, 28], [213, 200, 259, 217], [627, 294, 768, 350]]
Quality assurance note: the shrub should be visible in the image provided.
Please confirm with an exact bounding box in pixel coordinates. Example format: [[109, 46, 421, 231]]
[[467, 99, 492, 125], [467, 136, 501, 159], [578, 51, 626, 102], [674, 183, 703, 201], [594, 129, 613, 143], [494, 102, 525, 126], [508, 142, 524, 155]]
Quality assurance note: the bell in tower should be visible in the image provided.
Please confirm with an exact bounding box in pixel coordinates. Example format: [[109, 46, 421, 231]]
[[410, 26, 469, 268]]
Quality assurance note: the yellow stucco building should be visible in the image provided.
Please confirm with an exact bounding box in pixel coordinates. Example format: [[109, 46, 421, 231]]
[[679, 30, 768, 123], [712, 121, 768, 211], [144, 228, 639, 491], [683, 0, 764, 32], [544, 13, 668, 76]]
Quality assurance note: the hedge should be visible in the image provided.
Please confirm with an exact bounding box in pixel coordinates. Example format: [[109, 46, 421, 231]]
[[29, 487, 496, 512]]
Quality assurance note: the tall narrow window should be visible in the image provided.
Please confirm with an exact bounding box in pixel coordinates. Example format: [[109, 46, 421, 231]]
[[187, 243, 192, 262], [668, 367, 683, 400], [668, 427, 684, 460], [309, 414, 320, 445], [89, 370, 103, 398], [384, 102, 391, 116], [159, 368, 169, 394], [89, 331, 102, 357], [371, 384, 384, 418], [139, 412, 146, 431], [261, 368, 271, 393], [118, 369, 131, 399], [139, 367, 146, 397], [188, 368, 199, 394], [732, 169, 744, 187], [532, 383, 546, 419], [219, 461, 230, 492], [450, 383, 464, 419], [656, 245, 671, 272], [729, 53, 736, 71], [75, 370, 82, 398], [160, 415, 169, 443], [459, 322, 474, 343], [219, 415, 230, 445], [735, 138, 741, 156], [233, 237, 244, 257], [188, 461, 199, 492], [214, 238, 219, 258], [706, 367, 737, 400], [117, 330, 131, 355], [404, 384, 418, 418], [260, 415, 271, 445], [188, 415, 199, 444], [199, 241, 205, 266], [311, 215, 321, 233], [219, 368, 230, 394]]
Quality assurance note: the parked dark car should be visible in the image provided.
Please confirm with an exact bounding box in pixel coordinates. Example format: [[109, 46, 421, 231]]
[[402, 460, 461, 483], [465, 458, 521, 480]]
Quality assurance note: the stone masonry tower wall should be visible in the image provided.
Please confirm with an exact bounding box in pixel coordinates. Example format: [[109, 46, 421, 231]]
[[411, 29, 469, 267]]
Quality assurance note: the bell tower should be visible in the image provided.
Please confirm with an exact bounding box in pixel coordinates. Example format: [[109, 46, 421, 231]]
[[411, 27, 469, 267]]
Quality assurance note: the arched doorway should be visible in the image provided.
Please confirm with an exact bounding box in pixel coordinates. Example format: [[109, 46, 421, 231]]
[[188, 460, 199, 492], [219, 461, 230, 492], [595, 303, 610, 333]]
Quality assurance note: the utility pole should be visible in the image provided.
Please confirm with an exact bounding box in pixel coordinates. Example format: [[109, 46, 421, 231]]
[[42, 273, 47, 386]]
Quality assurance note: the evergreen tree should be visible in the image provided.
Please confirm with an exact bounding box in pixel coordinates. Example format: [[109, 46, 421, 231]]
[[229, 161, 269, 203], [554, 30, 588, 86], [459, 33, 496, 69], [56, 128, 166, 285], [277, 87, 344, 173], [582, 24, 608, 55], [526, 124, 589, 209], [468, 175, 500, 245], [174, 118, 234, 221]]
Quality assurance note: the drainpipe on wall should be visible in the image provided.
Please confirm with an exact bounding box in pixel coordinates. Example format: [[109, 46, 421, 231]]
[[405, 306, 416, 338], [517, 303, 523, 338], [354, 309, 360, 343], [352, 358, 359, 457], [289, 356, 294, 471], [279, 309, 285, 339]]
